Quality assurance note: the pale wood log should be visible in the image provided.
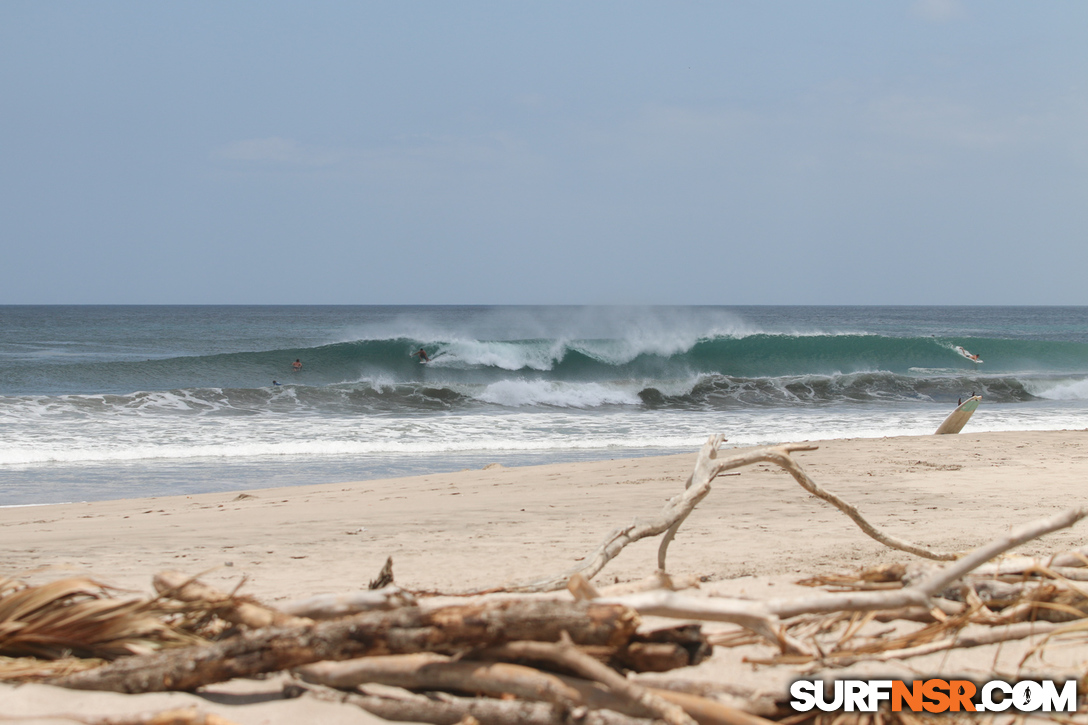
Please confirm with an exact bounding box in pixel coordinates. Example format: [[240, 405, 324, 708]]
[[296, 656, 594, 712], [569, 572, 701, 603], [0, 710, 240, 725], [999, 565, 1088, 582], [296, 655, 643, 716], [872, 602, 965, 623], [647, 690, 779, 725], [967, 546, 1088, 578], [279, 586, 417, 619], [296, 649, 769, 725], [630, 676, 781, 718], [478, 637, 696, 725], [294, 680, 657, 725], [49, 600, 638, 693], [152, 571, 310, 629], [598, 590, 811, 657]]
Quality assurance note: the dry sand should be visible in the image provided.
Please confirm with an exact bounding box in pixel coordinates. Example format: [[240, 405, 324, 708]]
[[3, 430, 1088, 722]]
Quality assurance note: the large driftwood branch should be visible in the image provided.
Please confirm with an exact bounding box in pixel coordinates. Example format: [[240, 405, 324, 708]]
[[48, 600, 638, 694], [966, 545, 1088, 578], [602, 507, 1088, 648], [630, 676, 781, 718], [508, 435, 957, 593], [296, 648, 773, 725], [294, 680, 657, 725], [478, 637, 696, 725], [596, 591, 809, 657], [745, 445, 957, 562], [0, 711, 240, 725], [296, 654, 668, 721]]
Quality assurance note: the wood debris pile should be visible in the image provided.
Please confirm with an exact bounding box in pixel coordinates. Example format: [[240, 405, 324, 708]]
[[3, 436, 1088, 724]]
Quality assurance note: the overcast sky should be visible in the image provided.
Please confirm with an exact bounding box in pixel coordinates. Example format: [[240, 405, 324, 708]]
[[2, 1, 1085, 305]]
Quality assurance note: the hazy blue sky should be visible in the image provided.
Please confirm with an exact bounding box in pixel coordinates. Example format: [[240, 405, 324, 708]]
[[2, 1, 1085, 305]]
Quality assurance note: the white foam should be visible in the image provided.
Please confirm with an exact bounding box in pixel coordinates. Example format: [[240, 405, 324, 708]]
[[6, 386, 1088, 474], [1025, 378, 1088, 401], [432, 339, 568, 371], [476, 379, 642, 408]]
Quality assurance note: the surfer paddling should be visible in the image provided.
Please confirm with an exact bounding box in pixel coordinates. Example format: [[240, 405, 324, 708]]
[[954, 346, 983, 363], [413, 348, 431, 363]]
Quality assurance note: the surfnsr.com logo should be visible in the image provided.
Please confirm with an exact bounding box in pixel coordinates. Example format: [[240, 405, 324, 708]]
[[790, 679, 1078, 713]]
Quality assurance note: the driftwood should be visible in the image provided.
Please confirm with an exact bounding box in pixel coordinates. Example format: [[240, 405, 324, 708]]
[[49, 599, 638, 693], [152, 570, 310, 630], [967, 545, 1088, 578], [279, 585, 416, 620], [17, 435, 1088, 723], [630, 676, 782, 718], [596, 506, 1088, 654], [296, 647, 773, 725], [296, 654, 667, 720], [508, 436, 957, 593], [369, 556, 396, 589], [294, 680, 658, 725], [476, 636, 696, 725], [824, 620, 1062, 666], [0, 710, 240, 725]]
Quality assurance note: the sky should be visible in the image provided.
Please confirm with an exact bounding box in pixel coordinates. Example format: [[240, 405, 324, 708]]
[[1, 1, 1086, 305]]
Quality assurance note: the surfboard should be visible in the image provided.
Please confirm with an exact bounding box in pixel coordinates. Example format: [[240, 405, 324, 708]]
[[935, 395, 981, 435], [954, 346, 983, 364]]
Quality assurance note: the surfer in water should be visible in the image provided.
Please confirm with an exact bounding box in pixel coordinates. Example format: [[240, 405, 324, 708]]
[[413, 348, 431, 363], [292, 359, 302, 372]]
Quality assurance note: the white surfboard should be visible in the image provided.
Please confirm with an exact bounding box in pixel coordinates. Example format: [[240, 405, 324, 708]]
[[954, 345, 983, 364], [935, 396, 981, 435]]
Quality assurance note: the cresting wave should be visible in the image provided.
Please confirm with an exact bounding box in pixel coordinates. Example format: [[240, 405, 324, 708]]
[[7, 332, 1088, 398]]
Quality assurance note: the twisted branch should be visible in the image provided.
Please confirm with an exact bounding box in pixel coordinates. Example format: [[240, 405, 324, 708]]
[[507, 435, 955, 593]]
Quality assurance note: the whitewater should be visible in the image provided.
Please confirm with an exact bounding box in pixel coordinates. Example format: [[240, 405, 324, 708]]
[[2, 305, 1087, 505]]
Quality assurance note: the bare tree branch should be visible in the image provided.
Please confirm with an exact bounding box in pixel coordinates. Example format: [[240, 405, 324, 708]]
[[505, 436, 958, 593]]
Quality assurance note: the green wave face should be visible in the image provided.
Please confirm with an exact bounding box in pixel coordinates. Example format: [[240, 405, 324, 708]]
[[4, 331, 1087, 413]]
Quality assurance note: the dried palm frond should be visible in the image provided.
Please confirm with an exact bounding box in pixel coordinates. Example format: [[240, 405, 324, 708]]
[[0, 575, 203, 661], [797, 564, 907, 591], [0, 654, 104, 681]]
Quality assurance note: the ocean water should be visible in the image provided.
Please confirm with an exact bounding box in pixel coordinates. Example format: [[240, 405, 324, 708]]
[[2, 305, 1087, 505]]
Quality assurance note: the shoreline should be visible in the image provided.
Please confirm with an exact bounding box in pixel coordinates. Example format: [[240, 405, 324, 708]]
[[4, 429, 1088, 601]]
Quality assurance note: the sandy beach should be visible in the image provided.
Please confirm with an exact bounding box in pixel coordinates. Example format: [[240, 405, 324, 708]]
[[4, 429, 1088, 722]]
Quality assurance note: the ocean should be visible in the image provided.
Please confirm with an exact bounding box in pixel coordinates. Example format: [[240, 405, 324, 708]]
[[2, 305, 1087, 506]]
